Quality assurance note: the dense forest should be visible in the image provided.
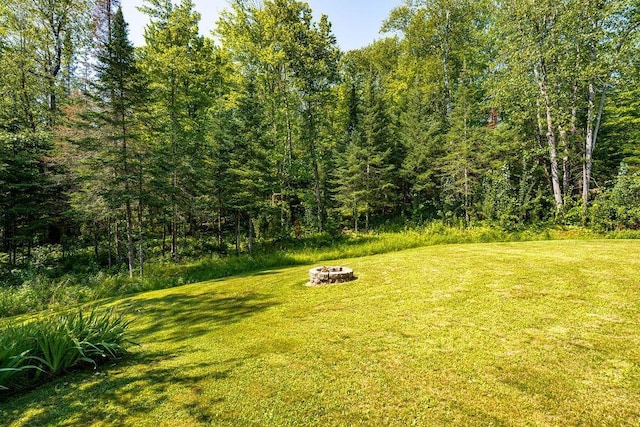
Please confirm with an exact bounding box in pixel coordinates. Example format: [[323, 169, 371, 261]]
[[1, 0, 640, 279]]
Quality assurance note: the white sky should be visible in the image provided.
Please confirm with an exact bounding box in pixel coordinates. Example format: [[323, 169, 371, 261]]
[[121, 0, 401, 52]]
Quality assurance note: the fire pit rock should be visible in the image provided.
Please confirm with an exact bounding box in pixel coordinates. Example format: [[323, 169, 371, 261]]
[[307, 266, 355, 286]]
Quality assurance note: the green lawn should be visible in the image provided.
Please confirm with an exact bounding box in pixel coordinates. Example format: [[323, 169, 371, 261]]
[[2, 240, 639, 426]]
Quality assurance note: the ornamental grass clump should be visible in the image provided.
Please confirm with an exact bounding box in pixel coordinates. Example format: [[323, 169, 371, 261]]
[[0, 338, 41, 392], [0, 307, 132, 397]]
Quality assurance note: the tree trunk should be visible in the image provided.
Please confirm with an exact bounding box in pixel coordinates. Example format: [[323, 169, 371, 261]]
[[137, 154, 144, 277], [114, 220, 121, 261], [534, 61, 563, 212], [18, 44, 36, 131], [464, 165, 470, 224], [107, 219, 113, 267], [365, 162, 371, 232], [583, 82, 607, 207], [307, 103, 324, 232], [561, 132, 570, 198], [123, 115, 134, 278], [582, 22, 610, 208], [42, 4, 64, 128], [125, 200, 134, 278], [235, 211, 241, 256], [170, 75, 178, 262], [248, 215, 253, 256], [283, 66, 294, 172], [217, 209, 223, 248], [279, 66, 293, 235], [162, 223, 167, 258], [138, 200, 144, 278], [365, 202, 370, 233], [354, 202, 358, 233], [171, 202, 178, 262]]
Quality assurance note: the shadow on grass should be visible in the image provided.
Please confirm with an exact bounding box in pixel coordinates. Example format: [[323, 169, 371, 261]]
[[125, 290, 279, 343], [0, 350, 249, 426], [0, 290, 278, 426]]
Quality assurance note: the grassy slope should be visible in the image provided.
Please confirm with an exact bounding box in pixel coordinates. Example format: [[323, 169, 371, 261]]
[[1, 240, 639, 426]]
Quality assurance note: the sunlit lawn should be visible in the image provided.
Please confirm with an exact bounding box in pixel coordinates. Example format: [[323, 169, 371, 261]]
[[2, 240, 639, 426]]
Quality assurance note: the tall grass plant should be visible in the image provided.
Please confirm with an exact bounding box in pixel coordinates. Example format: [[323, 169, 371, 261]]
[[0, 307, 132, 397]]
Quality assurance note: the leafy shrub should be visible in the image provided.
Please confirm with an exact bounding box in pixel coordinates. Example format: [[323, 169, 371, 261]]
[[590, 164, 640, 231], [479, 165, 518, 225], [0, 307, 132, 396]]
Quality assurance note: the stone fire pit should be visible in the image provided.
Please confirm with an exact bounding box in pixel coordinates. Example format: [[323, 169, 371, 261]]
[[307, 266, 355, 286]]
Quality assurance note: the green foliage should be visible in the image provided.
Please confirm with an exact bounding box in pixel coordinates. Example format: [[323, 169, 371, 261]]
[[82, 5, 147, 278], [0, 307, 131, 396], [0, 0, 91, 130], [65, 307, 133, 361], [2, 0, 640, 321], [139, 0, 220, 260], [334, 48, 399, 232], [590, 164, 640, 230], [0, 132, 57, 261], [597, 56, 640, 178], [479, 165, 519, 226], [32, 322, 84, 376], [217, 0, 341, 234], [491, 0, 640, 210], [0, 328, 42, 393], [399, 83, 445, 221], [440, 71, 487, 223]]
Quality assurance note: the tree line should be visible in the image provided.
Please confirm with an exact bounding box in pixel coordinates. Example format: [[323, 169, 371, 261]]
[[1, 0, 639, 277]]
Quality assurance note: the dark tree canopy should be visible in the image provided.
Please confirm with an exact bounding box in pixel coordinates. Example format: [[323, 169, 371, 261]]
[[1, 0, 639, 273]]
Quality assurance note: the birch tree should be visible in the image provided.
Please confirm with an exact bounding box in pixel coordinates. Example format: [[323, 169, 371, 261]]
[[578, 0, 640, 208]]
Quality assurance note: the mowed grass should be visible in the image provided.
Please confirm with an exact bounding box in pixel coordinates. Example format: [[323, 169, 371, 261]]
[[2, 240, 639, 426]]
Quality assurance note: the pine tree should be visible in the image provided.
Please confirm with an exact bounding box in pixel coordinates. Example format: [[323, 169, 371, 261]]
[[140, 0, 216, 261], [334, 131, 366, 232], [399, 79, 446, 221], [441, 72, 485, 224], [217, 0, 340, 234], [335, 76, 396, 232], [91, 6, 145, 277], [0, 132, 54, 264], [224, 75, 273, 254]]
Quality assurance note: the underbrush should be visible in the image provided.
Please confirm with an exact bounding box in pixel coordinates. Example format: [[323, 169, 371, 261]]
[[0, 223, 631, 318], [0, 307, 132, 398]]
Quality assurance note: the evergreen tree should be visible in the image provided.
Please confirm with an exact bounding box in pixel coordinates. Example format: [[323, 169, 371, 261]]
[[440, 72, 485, 224], [334, 131, 366, 232], [218, 0, 340, 234], [0, 132, 54, 264], [91, 6, 146, 277], [218, 75, 273, 254], [335, 76, 396, 232], [399, 77, 446, 221], [140, 0, 216, 261]]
